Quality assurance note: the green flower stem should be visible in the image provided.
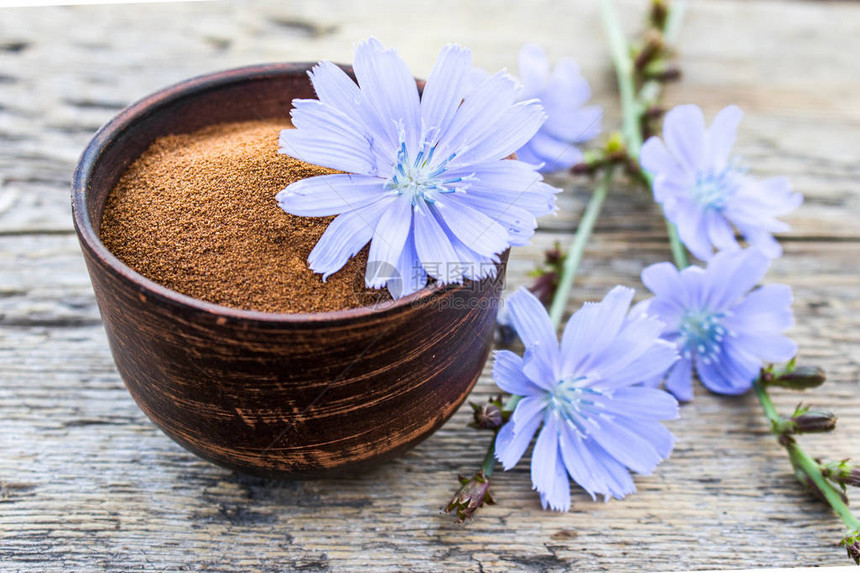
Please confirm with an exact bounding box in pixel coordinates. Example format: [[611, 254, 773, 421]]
[[480, 434, 498, 477], [601, 0, 640, 152], [602, 0, 690, 270], [549, 169, 614, 329], [754, 379, 860, 532], [753, 377, 780, 422], [485, 390, 525, 476], [638, 2, 686, 115], [665, 217, 689, 269], [503, 394, 522, 413]]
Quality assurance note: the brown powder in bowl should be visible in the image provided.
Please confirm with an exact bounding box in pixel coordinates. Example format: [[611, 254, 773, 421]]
[[99, 119, 392, 314]]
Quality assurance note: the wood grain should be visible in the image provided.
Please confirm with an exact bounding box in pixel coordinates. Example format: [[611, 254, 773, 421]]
[[2, 0, 860, 570]]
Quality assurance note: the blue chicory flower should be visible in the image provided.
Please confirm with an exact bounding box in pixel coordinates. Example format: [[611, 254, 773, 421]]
[[277, 38, 559, 298], [514, 44, 602, 172], [637, 248, 797, 402], [640, 104, 802, 261], [493, 286, 679, 511]]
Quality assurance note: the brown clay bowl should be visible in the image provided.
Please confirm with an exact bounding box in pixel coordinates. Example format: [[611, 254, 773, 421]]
[[71, 63, 507, 478]]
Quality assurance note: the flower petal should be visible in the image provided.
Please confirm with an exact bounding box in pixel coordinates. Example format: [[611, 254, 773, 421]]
[[641, 261, 685, 302], [581, 438, 637, 500], [285, 99, 382, 174], [421, 44, 472, 140], [505, 287, 560, 372], [616, 416, 676, 460], [436, 199, 510, 258], [495, 407, 543, 470], [493, 350, 542, 396], [353, 38, 422, 156], [587, 418, 665, 475], [413, 206, 460, 282], [695, 337, 761, 395], [673, 201, 714, 261], [705, 210, 739, 253], [663, 104, 707, 172], [448, 159, 559, 218], [641, 136, 687, 182], [562, 287, 640, 377], [445, 233, 499, 282], [664, 356, 694, 402], [306, 60, 397, 167], [517, 43, 550, 94], [578, 286, 635, 356], [707, 104, 743, 170], [279, 126, 379, 177], [521, 346, 557, 391], [531, 415, 561, 497], [741, 225, 784, 259], [594, 338, 679, 390], [308, 197, 394, 279], [392, 231, 427, 298], [597, 386, 679, 421], [558, 425, 601, 500], [512, 141, 544, 167], [702, 248, 770, 311], [366, 195, 413, 288], [454, 99, 547, 167], [543, 105, 603, 145], [548, 58, 592, 107], [515, 130, 583, 173], [511, 395, 546, 431], [454, 196, 537, 247], [734, 331, 798, 363], [538, 453, 572, 512], [726, 284, 795, 332], [437, 70, 518, 159], [277, 174, 388, 217]]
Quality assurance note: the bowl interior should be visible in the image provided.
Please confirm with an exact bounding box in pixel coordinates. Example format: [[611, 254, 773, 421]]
[[73, 64, 449, 323], [83, 65, 317, 229]]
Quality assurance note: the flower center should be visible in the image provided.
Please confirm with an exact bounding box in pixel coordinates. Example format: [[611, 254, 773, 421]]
[[690, 164, 744, 211], [387, 129, 472, 206], [679, 309, 731, 363], [545, 375, 607, 437]]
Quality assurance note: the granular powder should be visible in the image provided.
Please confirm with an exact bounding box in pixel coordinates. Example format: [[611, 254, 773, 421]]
[[100, 119, 391, 314]]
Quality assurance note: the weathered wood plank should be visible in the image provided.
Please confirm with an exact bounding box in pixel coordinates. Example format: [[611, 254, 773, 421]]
[[0, 0, 859, 235], [2, 0, 860, 570], [1, 230, 859, 571]]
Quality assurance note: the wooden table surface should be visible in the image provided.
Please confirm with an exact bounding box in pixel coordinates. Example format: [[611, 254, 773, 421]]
[[2, 0, 859, 571]]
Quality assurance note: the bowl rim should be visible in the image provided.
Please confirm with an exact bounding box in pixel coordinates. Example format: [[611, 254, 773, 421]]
[[71, 62, 484, 326]]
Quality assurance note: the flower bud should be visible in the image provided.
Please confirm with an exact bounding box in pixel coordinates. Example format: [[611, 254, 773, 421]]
[[768, 366, 826, 390], [470, 401, 503, 430], [634, 32, 665, 71], [649, 0, 669, 31], [445, 471, 495, 522], [543, 244, 563, 267], [643, 67, 682, 82], [792, 410, 837, 433], [528, 271, 558, 306], [820, 460, 860, 488], [570, 162, 595, 175], [842, 531, 860, 565], [776, 407, 837, 435], [605, 132, 627, 154]]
